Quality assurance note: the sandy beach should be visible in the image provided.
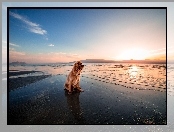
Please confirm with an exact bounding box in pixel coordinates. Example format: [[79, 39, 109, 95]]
[[8, 64, 166, 125]]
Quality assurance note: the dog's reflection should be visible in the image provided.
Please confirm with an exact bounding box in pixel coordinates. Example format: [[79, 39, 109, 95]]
[[64, 90, 85, 124]]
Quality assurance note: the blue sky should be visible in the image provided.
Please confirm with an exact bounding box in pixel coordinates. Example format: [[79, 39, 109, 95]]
[[8, 8, 167, 63], [2, 2, 174, 62]]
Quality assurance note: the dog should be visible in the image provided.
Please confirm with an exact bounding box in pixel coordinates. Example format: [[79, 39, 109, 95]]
[[64, 61, 84, 94]]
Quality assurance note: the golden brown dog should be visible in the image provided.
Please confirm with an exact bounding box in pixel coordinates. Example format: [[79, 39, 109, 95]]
[[64, 61, 84, 94]]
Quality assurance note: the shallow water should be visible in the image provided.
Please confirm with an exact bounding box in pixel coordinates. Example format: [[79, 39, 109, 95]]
[[9, 63, 166, 92], [8, 74, 166, 125], [83, 63, 166, 92]]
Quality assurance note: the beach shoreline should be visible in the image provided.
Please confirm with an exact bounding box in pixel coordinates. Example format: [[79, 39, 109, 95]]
[[8, 67, 166, 125], [9, 71, 51, 91]]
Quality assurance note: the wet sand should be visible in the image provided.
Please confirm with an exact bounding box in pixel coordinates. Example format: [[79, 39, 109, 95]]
[[8, 71, 166, 125], [9, 71, 51, 91], [9, 70, 41, 77]]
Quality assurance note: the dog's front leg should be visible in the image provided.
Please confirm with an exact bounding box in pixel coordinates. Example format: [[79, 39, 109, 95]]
[[64, 82, 69, 90], [76, 81, 84, 92], [68, 82, 73, 94]]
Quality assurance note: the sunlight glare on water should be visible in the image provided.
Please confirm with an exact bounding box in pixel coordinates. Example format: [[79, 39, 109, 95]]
[[9, 63, 167, 92], [128, 65, 139, 79]]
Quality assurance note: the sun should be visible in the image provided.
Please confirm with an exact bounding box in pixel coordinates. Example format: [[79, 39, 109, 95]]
[[118, 48, 149, 60]]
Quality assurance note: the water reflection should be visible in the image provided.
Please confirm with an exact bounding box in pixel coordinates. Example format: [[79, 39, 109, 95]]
[[9, 63, 167, 92], [128, 65, 138, 79], [64, 90, 85, 124]]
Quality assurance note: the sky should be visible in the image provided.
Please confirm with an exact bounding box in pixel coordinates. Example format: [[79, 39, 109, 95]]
[[7, 8, 167, 63]]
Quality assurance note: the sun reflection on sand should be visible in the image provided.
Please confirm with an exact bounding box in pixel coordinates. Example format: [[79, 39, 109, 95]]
[[128, 65, 139, 79], [9, 63, 166, 92]]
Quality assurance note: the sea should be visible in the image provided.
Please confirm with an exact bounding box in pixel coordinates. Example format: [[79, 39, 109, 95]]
[[7, 63, 170, 94]]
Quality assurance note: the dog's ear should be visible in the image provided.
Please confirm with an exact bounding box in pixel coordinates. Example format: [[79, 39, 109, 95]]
[[73, 61, 78, 72]]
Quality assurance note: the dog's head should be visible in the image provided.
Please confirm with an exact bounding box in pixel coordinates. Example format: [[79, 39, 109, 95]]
[[73, 61, 84, 76]]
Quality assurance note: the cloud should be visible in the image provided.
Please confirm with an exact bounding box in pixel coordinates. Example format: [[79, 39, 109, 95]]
[[65, 53, 79, 58], [148, 46, 172, 58], [48, 44, 54, 47], [10, 11, 47, 35], [149, 48, 166, 53], [9, 47, 15, 51], [9, 45, 25, 56], [9, 42, 20, 47], [9, 51, 81, 64], [149, 46, 173, 53], [10, 50, 25, 56], [148, 47, 167, 57]]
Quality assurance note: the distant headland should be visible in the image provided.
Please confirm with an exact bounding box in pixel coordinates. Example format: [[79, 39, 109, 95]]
[[79, 59, 166, 64], [9, 61, 27, 65]]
